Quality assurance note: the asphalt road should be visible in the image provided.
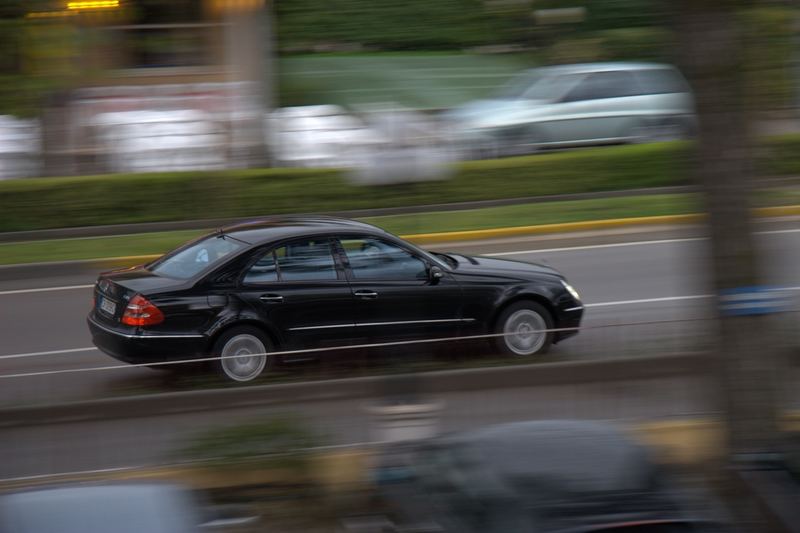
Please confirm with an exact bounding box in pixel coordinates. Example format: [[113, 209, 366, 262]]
[[2, 219, 799, 408], [2, 220, 800, 478]]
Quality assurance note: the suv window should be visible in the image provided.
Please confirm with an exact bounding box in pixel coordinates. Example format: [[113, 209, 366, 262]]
[[244, 238, 338, 283], [339, 237, 428, 281], [563, 71, 637, 102], [635, 68, 690, 95]]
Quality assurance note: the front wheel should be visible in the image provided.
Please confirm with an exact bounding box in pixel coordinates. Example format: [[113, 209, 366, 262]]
[[213, 326, 274, 382], [495, 301, 553, 356]]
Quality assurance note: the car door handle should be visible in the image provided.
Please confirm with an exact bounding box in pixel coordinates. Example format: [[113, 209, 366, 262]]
[[259, 294, 284, 303], [354, 290, 378, 299]]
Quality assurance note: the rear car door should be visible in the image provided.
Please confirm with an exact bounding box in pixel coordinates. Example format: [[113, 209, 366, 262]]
[[550, 70, 639, 143], [236, 237, 356, 350], [335, 235, 464, 342]]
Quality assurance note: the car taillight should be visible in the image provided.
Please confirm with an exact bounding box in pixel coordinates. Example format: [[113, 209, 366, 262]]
[[121, 294, 164, 327]]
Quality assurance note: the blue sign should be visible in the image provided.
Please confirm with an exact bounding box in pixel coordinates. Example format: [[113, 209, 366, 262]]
[[718, 286, 794, 316]]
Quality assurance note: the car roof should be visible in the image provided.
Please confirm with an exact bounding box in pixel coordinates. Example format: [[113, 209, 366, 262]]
[[527, 62, 676, 75], [220, 215, 389, 244], [426, 420, 654, 494]]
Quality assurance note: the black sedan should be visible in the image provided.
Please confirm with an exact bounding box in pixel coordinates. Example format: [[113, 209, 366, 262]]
[[87, 216, 583, 381]]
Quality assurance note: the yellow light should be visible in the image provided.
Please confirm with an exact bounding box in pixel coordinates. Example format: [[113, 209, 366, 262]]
[[206, 0, 265, 15], [67, 0, 120, 10], [26, 10, 76, 18]]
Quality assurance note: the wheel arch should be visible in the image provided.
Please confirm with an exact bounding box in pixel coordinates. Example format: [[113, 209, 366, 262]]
[[206, 319, 280, 354], [491, 293, 557, 332]]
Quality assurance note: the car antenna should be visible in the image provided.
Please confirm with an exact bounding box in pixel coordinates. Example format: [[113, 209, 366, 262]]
[[216, 228, 252, 245]]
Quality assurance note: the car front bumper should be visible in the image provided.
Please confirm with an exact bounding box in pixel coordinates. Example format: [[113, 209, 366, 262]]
[[554, 304, 584, 343]]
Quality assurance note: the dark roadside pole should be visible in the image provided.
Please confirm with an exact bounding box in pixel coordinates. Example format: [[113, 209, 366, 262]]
[[675, 0, 794, 529]]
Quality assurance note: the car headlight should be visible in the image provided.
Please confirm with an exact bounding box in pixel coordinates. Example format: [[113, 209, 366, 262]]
[[561, 279, 581, 301]]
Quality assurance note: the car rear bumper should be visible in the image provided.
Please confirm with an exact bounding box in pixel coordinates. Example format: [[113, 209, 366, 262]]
[[87, 313, 207, 365]]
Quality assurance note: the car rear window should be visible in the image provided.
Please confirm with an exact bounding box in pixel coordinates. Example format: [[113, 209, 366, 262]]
[[149, 235, 245, 280]]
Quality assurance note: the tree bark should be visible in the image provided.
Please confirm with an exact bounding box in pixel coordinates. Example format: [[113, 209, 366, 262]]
[[675, 0, 782, 456]]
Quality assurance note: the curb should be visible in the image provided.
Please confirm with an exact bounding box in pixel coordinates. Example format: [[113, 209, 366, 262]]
[[407, 205, 800, 244], [0, 353, 709, 429], [2, 207, 799, 277], [9, 412, 800, 491], [405, 213, 704, 244]]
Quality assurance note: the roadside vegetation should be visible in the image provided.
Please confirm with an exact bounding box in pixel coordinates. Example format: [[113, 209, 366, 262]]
[[5, 187, 800, 266], [2, 135, 800, 234]]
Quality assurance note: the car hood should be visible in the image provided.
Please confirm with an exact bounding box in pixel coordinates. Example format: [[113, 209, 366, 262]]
[[449, 253, 562, 280], [445, 98, 549, 129]]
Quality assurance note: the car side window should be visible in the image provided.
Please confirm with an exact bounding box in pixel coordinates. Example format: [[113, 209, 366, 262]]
[[243, 249, 279, 284], [563, 71, 637, 102], [339, 237, 428, 281], [244, 238, 338, 283], [635, 68, 690, 95]]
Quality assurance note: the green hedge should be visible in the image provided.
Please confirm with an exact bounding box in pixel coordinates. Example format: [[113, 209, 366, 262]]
[[1, 136, 797, 233]]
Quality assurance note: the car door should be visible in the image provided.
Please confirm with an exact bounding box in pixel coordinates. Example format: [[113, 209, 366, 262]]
[[335, 235, 464, 342], [236, 236, 356, 351], [548, 70, 639, 144]]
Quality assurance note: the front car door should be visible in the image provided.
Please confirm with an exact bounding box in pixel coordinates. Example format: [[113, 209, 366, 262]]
[[236, 236, 356, 351], [334, 235, 465, 342]]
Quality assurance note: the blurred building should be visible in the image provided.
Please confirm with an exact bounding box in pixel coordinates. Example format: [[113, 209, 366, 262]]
[[22, 0, 272, 175]]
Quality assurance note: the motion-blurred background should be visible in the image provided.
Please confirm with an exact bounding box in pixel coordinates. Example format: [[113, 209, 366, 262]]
[[3, 1, 800, 531]]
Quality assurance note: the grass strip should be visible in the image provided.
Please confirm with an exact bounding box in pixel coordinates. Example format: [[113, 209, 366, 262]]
[[4, 188, 800, 266]]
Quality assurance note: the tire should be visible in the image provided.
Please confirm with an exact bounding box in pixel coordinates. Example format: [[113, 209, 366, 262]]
[[212, 326, 274, 382], [495, 301, 554, 356]]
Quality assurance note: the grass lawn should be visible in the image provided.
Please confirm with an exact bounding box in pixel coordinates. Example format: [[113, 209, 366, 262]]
[[2, 189, 797, 266]]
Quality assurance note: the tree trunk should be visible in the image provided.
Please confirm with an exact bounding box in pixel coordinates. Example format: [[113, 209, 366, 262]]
[[675, 1, 782, 456]]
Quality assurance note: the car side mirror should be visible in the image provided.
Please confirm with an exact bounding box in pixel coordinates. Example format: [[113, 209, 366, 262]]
[[429, 265, 444, 283]]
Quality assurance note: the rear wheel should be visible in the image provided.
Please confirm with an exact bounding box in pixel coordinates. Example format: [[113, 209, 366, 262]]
[[495, 301, 553, 356], [213, 326, 274, 382]]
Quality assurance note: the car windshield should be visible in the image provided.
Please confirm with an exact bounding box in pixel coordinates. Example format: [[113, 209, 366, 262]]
[[149, 234, 245, 280], [495, 71, 574, 101]]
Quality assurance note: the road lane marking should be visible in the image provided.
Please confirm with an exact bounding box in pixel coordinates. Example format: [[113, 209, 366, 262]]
[[3, 227, 800, 295], [487, 228, 800, 257], [0, 284, 93, 296], [0, 347, 98, 360], [486, 237, 706, 256], [585, 295, 712, 308], [4, 289, 800, 361]]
